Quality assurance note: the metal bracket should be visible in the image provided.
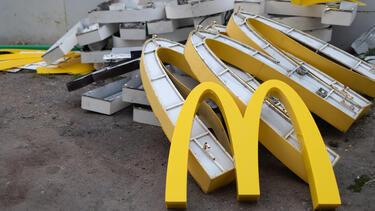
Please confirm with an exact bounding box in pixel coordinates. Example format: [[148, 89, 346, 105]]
[[316, 88, 328, 98]]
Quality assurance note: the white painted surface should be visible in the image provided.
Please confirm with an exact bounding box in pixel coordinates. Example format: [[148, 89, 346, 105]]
[[0, 0, 103, 44], [133, 106, 161, 126], [122, 88, 150, 106], [81, 78, 131, 115], [0, 0, 374, 50]]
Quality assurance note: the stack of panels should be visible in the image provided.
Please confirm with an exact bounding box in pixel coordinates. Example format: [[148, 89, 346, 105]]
[[43, 0, 235, 66], [234, 0, 359, 42]]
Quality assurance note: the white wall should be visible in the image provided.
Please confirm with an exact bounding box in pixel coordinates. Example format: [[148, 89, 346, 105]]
[[0, 0, 374, 48], [0, 0, 104, 45]]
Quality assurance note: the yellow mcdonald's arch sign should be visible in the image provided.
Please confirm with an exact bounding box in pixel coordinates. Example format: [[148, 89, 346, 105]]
[[165, 80, 341, 210]]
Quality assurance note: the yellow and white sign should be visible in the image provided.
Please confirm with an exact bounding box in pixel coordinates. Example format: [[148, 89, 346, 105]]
[[165, 81, 341, 210]]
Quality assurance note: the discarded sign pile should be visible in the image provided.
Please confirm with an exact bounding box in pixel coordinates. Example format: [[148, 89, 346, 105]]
[[72, 11, 375, 210], [14, 1, 372, 209], [235, 0, 363, 42], [39, 6, 374, 209], [139, 11, 375, 210], [41, 0, 234, 66], [0, 49, 93, 75]]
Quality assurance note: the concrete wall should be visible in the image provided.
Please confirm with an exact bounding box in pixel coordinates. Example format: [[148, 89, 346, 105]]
[[331, 0, 375, 50], [0, 0, 103, 45], [0, 0, 374, 48]]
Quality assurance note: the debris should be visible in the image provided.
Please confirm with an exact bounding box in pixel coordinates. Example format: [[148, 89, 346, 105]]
[[66, 58, 140, 91], [352, 26, 375, 54], [165, 0, 234, 19], [120, 23, 147, 40], [37, 55, 94, 75], [321, 3, 357, 26], [12, 1, 375, 210], [77, 23, 118, 46], [42, 20, 86, 64], [237, 0, 362, 42], [81, 77, 131, 115], [347, 175, 371, 192], [81, 50, 111, 64]]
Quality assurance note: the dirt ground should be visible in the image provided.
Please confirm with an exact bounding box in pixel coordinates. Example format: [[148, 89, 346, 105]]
[[0, 72, 374, 211]]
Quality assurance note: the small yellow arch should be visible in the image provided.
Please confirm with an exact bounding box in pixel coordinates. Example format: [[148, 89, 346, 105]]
[[165, 80, 340, 210]]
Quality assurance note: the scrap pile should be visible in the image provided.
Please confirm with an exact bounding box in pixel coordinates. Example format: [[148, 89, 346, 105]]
[[42, 0, 234, 66], [235, 0, 362, 42], [0, 48, 93, 75], [2, 1, 374, 209], [139, 8, 375, 209]]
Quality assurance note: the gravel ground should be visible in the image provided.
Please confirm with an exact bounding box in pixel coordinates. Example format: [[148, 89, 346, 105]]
[[0, 72, 374, 210]]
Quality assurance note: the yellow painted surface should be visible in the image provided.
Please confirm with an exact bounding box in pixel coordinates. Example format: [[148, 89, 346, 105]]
[[233, 16, 375, 98], [37, 56, 93, 75], [0, 49, 46, 53], [291, 0, 365, 6], [0, 58, 43, 71], [140, 39, 235, 194], [0, 53, 44, 61], [184, 34, 340, 183], [165, 81, 341, 209], [0, 51, 78, 72], [226, 17, 371, 131]]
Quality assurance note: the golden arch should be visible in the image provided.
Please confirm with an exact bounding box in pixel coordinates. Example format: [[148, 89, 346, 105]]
[[140, 39, 235, 193], [165, 80, 340, 210], [226, 13, 375, 98]]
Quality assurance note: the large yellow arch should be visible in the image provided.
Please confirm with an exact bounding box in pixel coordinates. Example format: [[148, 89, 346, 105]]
[[166, 80, 341, 210], [226, 13, 375, 98], [140, 38, 235, 193]]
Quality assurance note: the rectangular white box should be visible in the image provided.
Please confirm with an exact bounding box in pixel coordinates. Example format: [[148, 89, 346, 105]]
[[81, 78, 131, 115], [109, 2, 126, 11], [87, 6, 166, 24], [133, 106, 160, 126], [81, 50, 111, 63], [156, 26, 194, 42], [193, 13, 225, 27], [265, 1, 325, 17], [147, 19, 177, 34], [112, 35, 145, 48], [42, 21, 85, 64], [120, 23, 147, 40], [77, 23, 118, 46], [321, 8, 357, 26], [122, 87, 150, 106], [235, 1, 262, 15], [339, 1, 358, 11]]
